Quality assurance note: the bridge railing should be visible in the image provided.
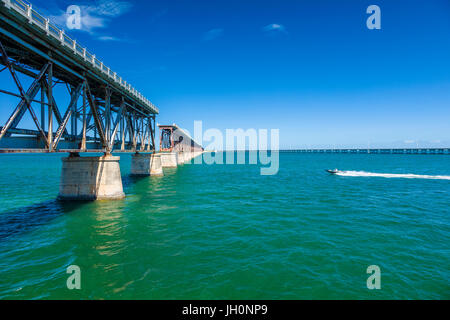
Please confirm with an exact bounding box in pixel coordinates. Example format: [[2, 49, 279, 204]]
[[1, 0, 158, 114]]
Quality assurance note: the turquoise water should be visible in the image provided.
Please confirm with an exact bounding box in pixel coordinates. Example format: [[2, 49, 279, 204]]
[[0, 152, 448, 299]]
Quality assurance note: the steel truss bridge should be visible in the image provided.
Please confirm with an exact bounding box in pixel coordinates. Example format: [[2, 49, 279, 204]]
[[0, 0, 158, 154]]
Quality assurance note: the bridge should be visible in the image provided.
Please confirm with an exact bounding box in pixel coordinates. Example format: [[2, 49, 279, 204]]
[[158, 124, 204, 166], [281, 148, 450, 155], [0, 0, 203, 200]]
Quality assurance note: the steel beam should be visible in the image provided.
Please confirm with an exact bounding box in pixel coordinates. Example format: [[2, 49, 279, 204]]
[[52, 83, 82, 149], [0, 6, 158, 154]]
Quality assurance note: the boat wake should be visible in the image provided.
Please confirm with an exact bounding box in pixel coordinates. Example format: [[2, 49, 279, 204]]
[[335, 171, 450, 180]]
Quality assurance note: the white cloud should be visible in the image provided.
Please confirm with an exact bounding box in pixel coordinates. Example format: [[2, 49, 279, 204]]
[[50, 0, 132, 34], [203, 28, 224, 41], [85, 0, 132, 17], [97, 35, 120, 41], [262, 23, 287, 34]]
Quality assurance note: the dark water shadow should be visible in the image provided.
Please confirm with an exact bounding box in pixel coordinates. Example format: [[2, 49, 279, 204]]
[[0, 200, 85, 241], [0, 172, 161, 242], [123, 175, 148, 188]]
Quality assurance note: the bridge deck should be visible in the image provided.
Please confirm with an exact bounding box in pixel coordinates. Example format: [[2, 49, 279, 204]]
[[281, 149, 450, 154]]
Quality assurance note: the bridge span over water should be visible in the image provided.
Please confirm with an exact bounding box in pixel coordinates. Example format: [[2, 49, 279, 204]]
[[0, 0, 204, 200], [0, 0, 158, 154], [281, 148, 450, 155]]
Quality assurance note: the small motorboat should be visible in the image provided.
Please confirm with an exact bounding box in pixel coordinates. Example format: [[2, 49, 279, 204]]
[[326, 168, 339, 174]]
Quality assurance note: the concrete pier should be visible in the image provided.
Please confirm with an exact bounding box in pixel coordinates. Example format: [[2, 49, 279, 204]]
[[160, 152, 178, 168], [131, 153, 164, 176], [183, 152, 192, 163], [58, 154, 125, 201], [177, 152, 185, 165]]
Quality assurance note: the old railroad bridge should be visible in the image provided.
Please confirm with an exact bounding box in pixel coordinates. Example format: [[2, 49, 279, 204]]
[[0, 0, 204, 200]]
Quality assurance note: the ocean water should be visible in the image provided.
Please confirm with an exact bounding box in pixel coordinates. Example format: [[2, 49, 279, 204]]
[[0, 152, 448, 300]]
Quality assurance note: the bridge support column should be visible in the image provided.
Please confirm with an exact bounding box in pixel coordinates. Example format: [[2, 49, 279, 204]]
[[58, 154, 125, 201], [131, 153, 163, 176], [177, 152, 185, 165], [160, 152, 178, 168], [183, 151, 192, 163]]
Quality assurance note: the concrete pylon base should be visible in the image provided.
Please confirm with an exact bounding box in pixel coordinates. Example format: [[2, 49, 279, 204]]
[[183, 152, 192, 163], [160, 152, 178, 168], [131, 153, 164, 176], [177, 152, 185, 165], [58, 154, 125, 201]]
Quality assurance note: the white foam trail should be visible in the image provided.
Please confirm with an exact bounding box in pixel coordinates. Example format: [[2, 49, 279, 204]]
[[336, 171, 450, 180]]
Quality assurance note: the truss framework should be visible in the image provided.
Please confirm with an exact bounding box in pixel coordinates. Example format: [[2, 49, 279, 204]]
[[0, 1, 157, 154], [0, 40, 156, 154]]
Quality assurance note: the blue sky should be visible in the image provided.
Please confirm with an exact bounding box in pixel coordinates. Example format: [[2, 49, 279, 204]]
[[1, 0, 450, 148]]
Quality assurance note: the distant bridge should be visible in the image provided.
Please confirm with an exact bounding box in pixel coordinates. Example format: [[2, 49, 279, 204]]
[[159, 124, 204, 153], [158, 124, 204, 167], [281, 148, 450, 155], [0, 0, 158, 154]]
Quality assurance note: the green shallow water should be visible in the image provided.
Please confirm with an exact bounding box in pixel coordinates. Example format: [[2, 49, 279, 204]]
[[0, 152, 448, 299]]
